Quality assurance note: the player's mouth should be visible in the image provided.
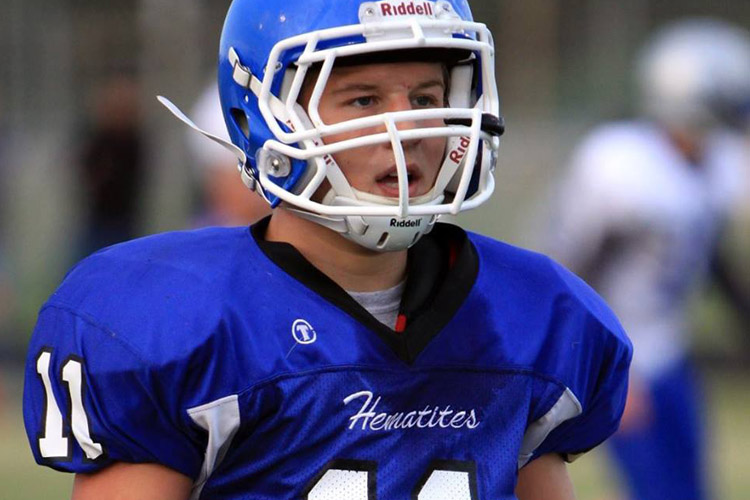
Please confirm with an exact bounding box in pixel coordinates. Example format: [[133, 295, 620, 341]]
[[375, 165, 425, 198]]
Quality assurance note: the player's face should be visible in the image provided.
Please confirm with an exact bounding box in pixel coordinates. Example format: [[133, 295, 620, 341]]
[[301, 62, 447, 199]]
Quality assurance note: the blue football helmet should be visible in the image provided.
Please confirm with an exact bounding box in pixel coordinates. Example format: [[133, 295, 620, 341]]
[[217, 0, 502, 251]]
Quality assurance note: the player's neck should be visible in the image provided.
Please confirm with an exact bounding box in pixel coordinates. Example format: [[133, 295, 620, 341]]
[[265, 208, 408, 292]]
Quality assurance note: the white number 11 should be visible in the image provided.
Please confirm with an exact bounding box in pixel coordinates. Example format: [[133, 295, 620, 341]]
[[35, 349, 104, 461]]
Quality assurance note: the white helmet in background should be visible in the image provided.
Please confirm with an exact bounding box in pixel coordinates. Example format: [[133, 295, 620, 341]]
[[636, 18, 750, 135]]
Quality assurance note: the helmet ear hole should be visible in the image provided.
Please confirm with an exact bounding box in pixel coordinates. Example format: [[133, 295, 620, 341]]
[[230, 108, 250, 139]]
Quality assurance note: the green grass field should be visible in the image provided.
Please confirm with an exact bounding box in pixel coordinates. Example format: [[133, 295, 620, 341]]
[[2, 368, 749, 499]]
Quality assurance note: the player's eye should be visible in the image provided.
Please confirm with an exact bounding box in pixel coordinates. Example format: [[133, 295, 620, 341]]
[[412, 94, 441, 108], [349, 95, 377, 108]]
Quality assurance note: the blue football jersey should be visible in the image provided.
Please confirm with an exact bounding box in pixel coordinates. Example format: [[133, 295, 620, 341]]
[[24, 220, 631, 499]]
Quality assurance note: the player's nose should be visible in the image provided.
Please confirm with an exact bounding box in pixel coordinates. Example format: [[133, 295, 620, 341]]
[[389, 94, 420, 128], [382, 94, 421, 149]]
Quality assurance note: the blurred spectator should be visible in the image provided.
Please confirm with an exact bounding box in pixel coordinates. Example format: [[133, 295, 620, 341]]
[[546, 19, 750, 500], [186, 82, 270, 227], [78, 74, 144, 256]]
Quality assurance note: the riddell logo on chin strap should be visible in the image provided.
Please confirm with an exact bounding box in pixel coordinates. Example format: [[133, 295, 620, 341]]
[[379, 0, 435, 17]]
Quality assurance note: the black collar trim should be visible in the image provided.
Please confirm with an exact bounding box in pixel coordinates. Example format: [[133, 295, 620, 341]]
[[251, 217, 479, 364]]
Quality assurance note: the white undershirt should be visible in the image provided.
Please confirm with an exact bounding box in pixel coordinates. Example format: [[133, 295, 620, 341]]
[[347, 280, 406, 329]]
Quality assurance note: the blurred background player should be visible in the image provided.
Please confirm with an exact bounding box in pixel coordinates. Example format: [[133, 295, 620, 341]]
[[76, 75, 145, 257], [186, 82, 270, 227], [547, 18, 750, 500]]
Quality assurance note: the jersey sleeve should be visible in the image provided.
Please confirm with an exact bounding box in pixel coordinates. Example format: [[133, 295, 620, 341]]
[[522, 262, 633, 465], [532, 322, 631, 463], [23, 303, 206, 478]]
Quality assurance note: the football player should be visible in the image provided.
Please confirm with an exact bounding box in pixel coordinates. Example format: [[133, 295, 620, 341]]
[[547, 18, 750, 500], [24, 1, 632, 499]]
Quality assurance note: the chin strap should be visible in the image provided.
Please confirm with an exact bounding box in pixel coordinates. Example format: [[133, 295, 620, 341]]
[[157, 95, 270, 199], [157, 96, 247, 165], [283, 206, 350, 234], [284, 189, 442, 252]]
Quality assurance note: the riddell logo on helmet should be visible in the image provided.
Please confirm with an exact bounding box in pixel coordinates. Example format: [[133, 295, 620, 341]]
[[390, 218, 422, 228], [379, 0, 435, 17], [449, 136, 472, 163]]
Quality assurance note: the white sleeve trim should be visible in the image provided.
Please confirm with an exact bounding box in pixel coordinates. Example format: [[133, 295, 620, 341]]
[[187, 395, 241, 500], [517, 387, 582, 469]]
